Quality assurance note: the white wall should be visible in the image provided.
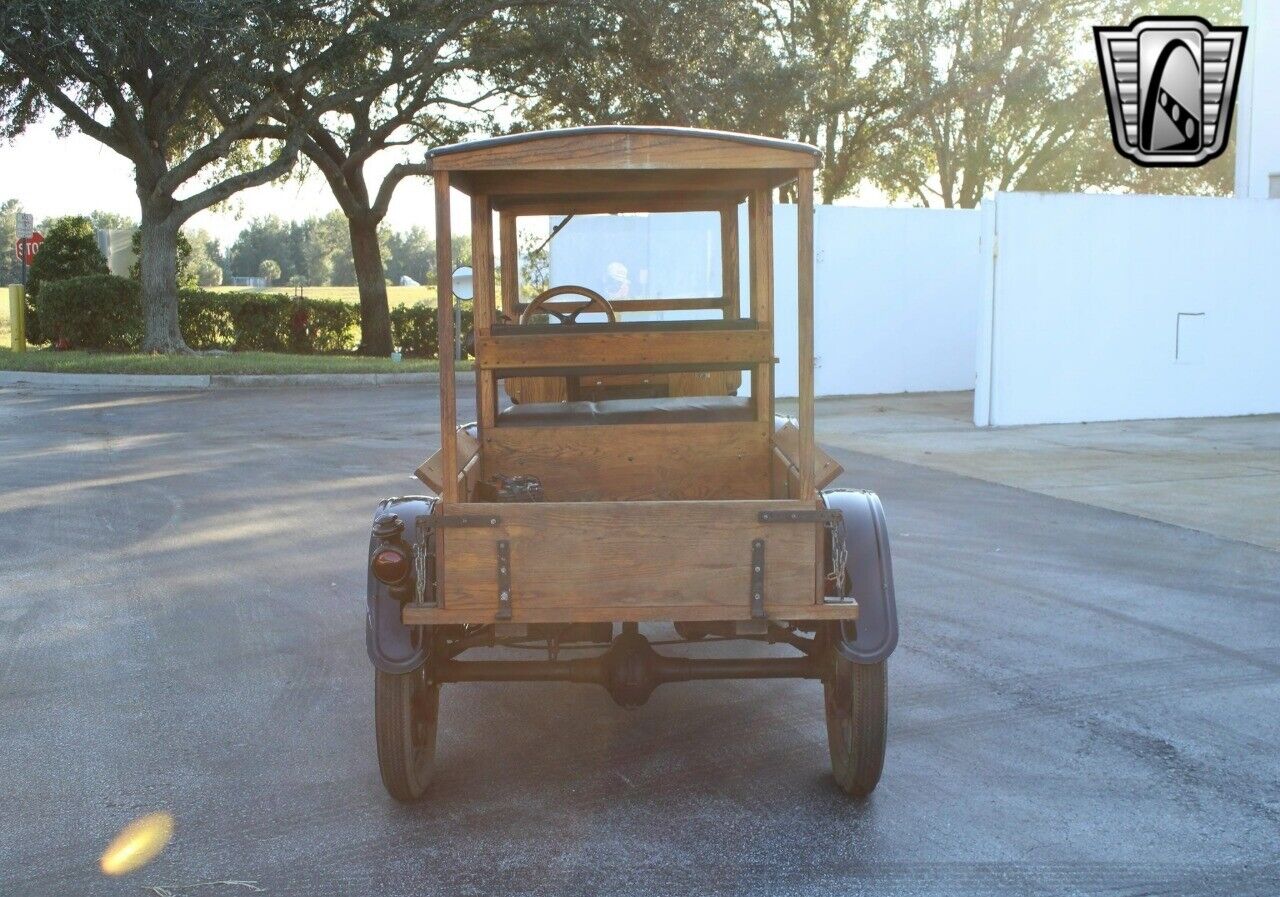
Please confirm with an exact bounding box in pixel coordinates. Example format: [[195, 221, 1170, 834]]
[[975, 191, 1280, 426], [549, 204, 981, 397], [1235, 0, 1280, 199]]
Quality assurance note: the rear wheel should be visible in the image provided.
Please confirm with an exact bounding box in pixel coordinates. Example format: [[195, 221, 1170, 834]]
[[824, 642, 887, 798], [375, 665, 440, 802]]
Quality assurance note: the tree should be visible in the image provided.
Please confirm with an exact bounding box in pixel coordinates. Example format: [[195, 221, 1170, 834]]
[[27, 215, 108, 298], [0, 1, 349, 352], [385, 226, 434, 285], [502, 1, 794, 138], [500, 0, 908, 202], [877, 0, 1237, 208], [269, 0, 551, 355], [24, 214, 108, 343], [0, 197, 24, 281], [185, 229, 225, 287], [88, 210, 135, 231], [259, 259, 282, 286]]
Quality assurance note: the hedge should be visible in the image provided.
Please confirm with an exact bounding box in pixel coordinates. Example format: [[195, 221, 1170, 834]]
[[31, 276, 471, 357], [390, 301, 474, 358]]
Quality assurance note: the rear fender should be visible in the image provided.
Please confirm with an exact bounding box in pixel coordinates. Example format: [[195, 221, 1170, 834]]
[[366, 496, 437, 674], [821, 489, 898, 664]]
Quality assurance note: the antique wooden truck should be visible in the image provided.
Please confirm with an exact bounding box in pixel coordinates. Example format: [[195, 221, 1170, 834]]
[[365, 126, 898, 802]]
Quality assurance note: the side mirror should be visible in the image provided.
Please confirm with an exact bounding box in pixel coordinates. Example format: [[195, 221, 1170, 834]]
[[451, 265, 474, 301]]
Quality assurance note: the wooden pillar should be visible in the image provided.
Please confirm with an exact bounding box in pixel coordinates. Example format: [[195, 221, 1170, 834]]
[[720, 202, 739, 320], [748, 188, 774, 425], [434, 173, 458, 503], [499, 212, 518, 320], [472, 195, 497, 430], [796, 168, 816, 498]]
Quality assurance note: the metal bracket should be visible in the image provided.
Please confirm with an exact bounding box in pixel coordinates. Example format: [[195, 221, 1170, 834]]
[[495, 540, 512, 621], [758, 509, 843, 525], [411, 527, 437, 608], [750, 539, 765, 619], [432, 514, 502, 528]]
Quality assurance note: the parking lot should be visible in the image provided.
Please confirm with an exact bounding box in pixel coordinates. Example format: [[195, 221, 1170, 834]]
[[2, 384, 1278, 896]]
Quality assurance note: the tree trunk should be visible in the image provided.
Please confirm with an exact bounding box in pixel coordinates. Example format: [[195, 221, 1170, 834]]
[[138, 208, 191, 354], [349, 214, 392, 356]]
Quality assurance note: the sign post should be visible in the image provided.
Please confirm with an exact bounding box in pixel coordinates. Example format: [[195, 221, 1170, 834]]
[[8, 213, 35, 349], [7, 284, 25, 352], [15, 231, 43, 286]]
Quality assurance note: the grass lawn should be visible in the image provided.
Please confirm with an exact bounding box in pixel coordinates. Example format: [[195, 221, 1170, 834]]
[[0, 346, 472, 375], [209, 284, 437, 308]]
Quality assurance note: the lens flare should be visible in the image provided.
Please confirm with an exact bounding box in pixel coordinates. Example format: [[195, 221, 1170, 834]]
[[99, 811, 174, 876]]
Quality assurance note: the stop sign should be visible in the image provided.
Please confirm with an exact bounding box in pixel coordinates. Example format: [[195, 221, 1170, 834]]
[[15, 232, 43, 265]]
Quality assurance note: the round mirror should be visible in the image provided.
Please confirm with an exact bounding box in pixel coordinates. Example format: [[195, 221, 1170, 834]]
[[451, 265, 474, 301]]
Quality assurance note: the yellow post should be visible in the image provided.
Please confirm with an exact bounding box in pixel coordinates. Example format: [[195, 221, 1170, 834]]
[[7, 284, 26, 352]]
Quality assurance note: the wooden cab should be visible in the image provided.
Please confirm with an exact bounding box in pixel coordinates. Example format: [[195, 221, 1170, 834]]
[[412, 126, 844, 627]]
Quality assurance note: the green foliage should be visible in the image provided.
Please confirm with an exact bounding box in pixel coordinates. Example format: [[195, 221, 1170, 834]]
[[88, 210, 134, 231], [389, 302, 473, 359], [25, 215, 110, 344], [177, 290, 236, 350], [35, 275, 143, 350], [0, 197, 24, 282], [27, 216, 108, 298], [258, 258, 282, 285], [31, 277, 360, 354], [220, 292, 358, 354], [385, 226, 434, 285], [225, 212, 443, 289]]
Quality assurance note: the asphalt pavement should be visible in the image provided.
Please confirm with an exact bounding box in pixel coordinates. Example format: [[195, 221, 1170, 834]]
[[1, 384, 1278, 896]]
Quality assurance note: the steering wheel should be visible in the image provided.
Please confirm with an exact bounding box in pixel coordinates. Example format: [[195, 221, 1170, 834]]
[[520, 285, 617, 325]]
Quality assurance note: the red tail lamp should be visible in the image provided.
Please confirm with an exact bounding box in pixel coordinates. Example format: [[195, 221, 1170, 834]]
[[371, 546, 410, 584]]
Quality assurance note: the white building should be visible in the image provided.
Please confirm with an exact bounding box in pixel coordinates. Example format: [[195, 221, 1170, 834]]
[[1235, 0, 1280, 198]]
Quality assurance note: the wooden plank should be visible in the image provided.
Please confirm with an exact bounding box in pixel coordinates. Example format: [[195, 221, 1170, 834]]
[[721, 203, 740, 320], [414, 428, 482, 494], [505, 370, 740, 404], [494, 191, 736, 215], [771, 421, 843, 491], [436, 500, 824, 617], [474, 169, 782, 198], [517, 297, 726, 315], [405, 602, 857, 626], [666, 370, 742, 396], [748, 188, 775, 426], [499, 212, 518, 319], [796, 168, 816, 497], [477, 328, 773, 371], [481, 421, 771, 501], [471, 194, 497, 430], [430, 132, 817, 171], [434, 173, 458, 503]]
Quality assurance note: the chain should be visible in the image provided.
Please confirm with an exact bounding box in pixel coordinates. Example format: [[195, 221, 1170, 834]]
[[413, 530, 430, 605], [825, 514, 848, 597]]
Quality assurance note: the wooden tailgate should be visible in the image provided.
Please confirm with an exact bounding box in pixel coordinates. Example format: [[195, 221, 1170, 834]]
[[408, 500, 835, 624]]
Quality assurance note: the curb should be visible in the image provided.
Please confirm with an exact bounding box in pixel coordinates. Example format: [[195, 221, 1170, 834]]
[[0, 369, 475, 391]]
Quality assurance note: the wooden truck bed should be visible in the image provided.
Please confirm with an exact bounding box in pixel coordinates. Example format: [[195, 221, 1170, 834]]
[[402, 499, 856, 625]]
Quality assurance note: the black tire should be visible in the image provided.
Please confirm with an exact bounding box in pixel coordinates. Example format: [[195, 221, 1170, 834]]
[[824, 649, 887, 798], [375, 666, 440, 802]]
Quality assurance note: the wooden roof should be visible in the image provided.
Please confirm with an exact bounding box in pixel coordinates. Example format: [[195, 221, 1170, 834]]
[[426, 126, 820, 206]]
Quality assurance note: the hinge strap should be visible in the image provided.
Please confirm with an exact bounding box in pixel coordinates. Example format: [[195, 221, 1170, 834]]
[[495, 540, 512, 621]]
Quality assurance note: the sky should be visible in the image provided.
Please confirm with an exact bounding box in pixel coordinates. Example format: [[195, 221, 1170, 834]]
[[1, 121, 475, 247], [2, 119, 891, 253]]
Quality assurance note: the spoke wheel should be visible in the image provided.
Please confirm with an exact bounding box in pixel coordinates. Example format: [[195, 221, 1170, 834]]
[[823, 634, 887, 798], [375, 665, 440, 802]]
